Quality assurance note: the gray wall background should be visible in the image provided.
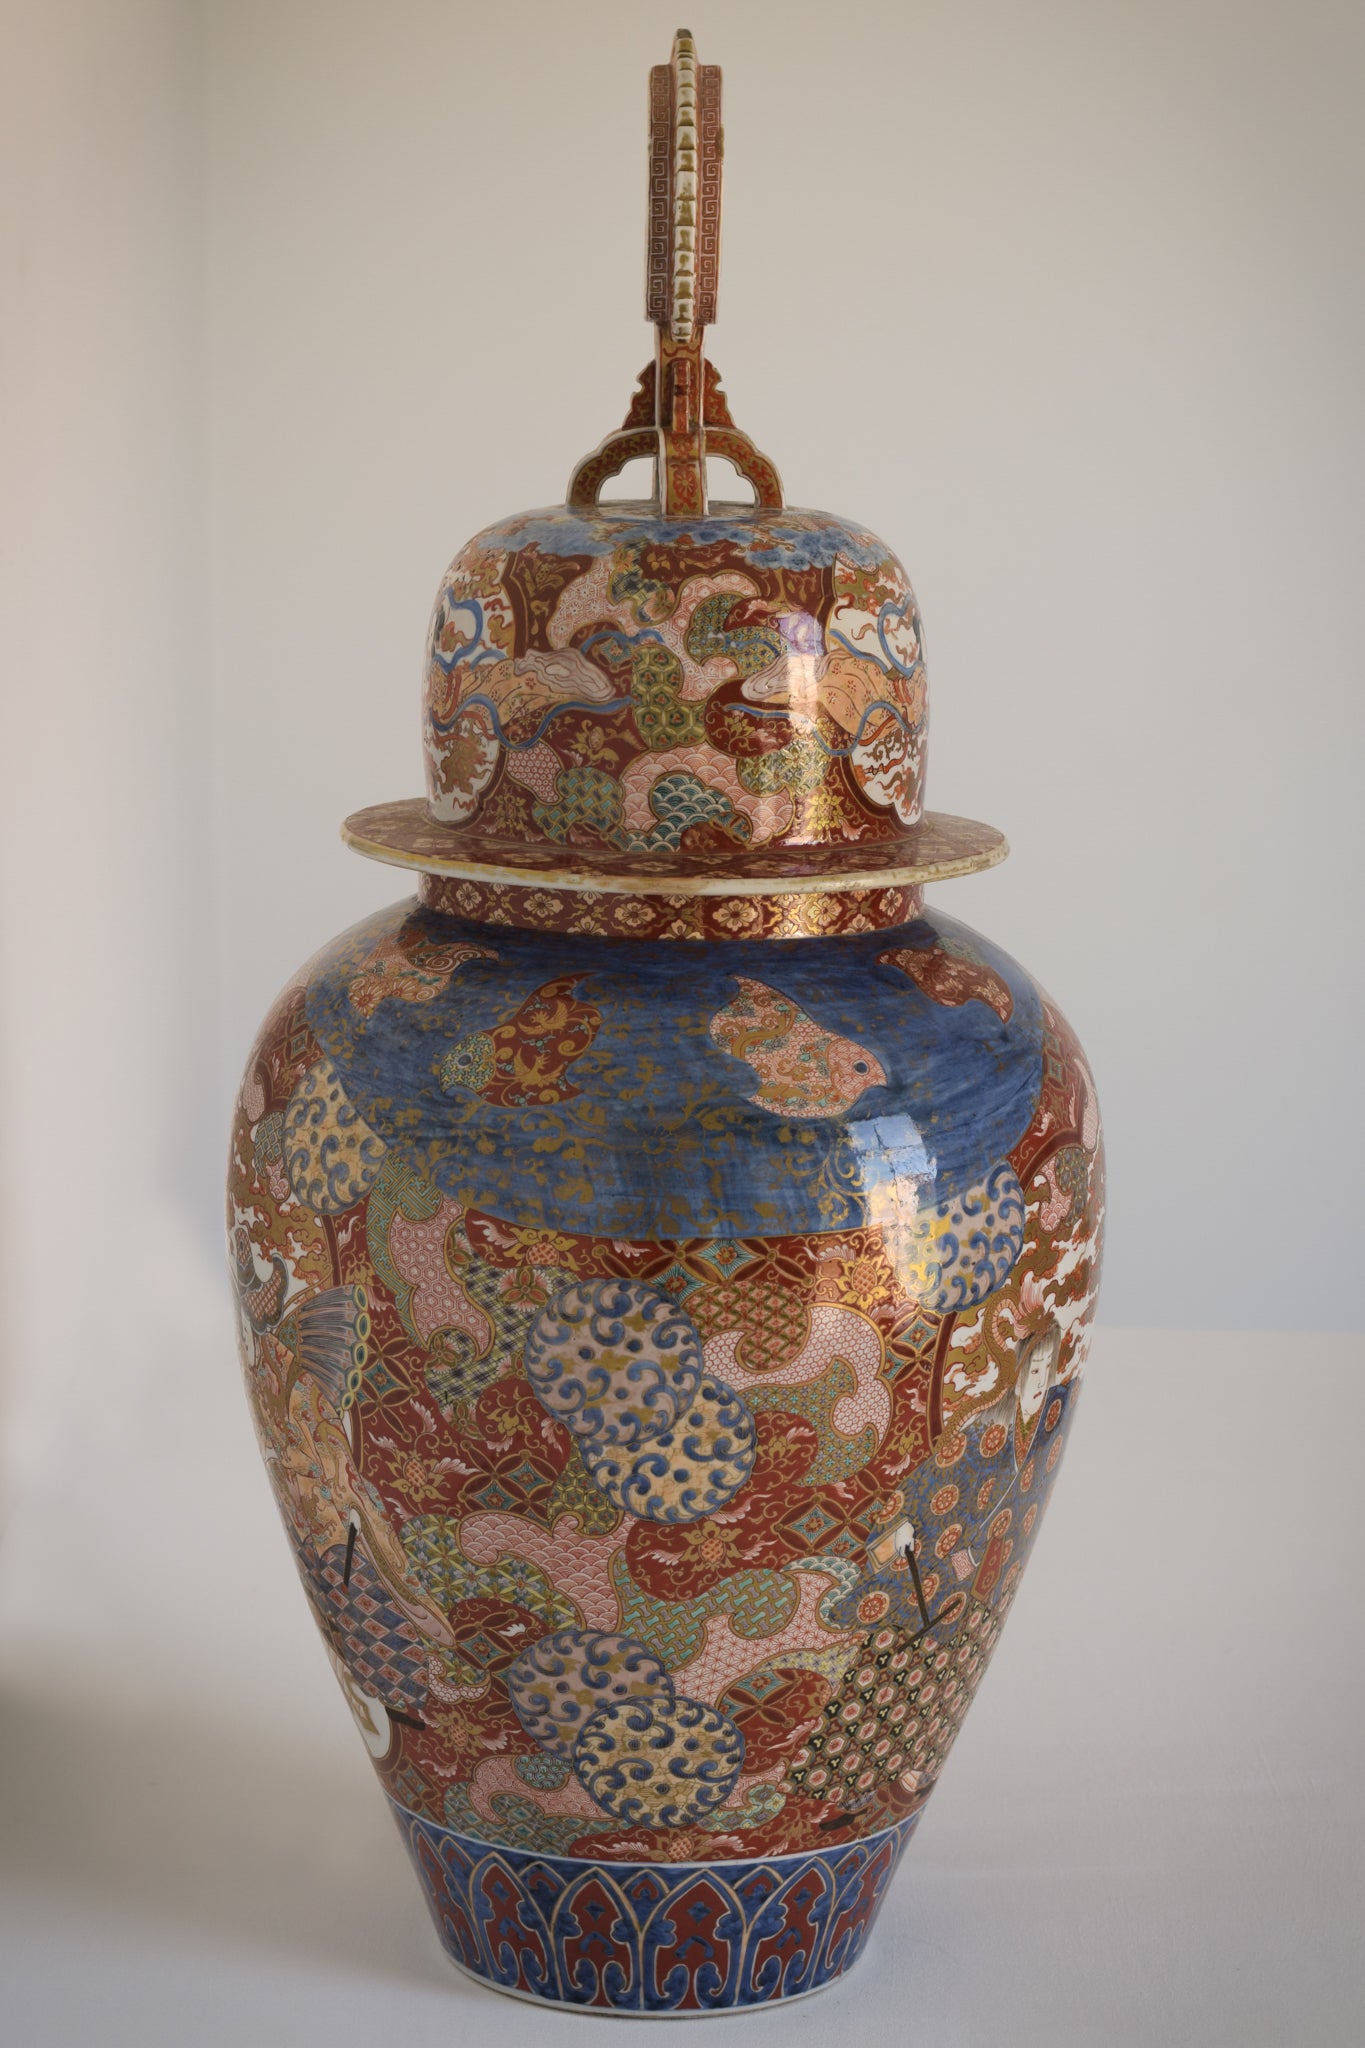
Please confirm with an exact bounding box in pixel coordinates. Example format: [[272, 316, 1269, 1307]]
[[4, 0, 1362, 1509]]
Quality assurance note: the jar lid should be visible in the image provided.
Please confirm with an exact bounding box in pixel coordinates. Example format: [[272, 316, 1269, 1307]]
[[344, 31, 1006, 938]]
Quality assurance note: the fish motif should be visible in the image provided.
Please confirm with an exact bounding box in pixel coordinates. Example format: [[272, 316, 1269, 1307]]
[[349, 930, 495, 1019], [880, 927, 1013, 1023], [440, 974, 602, 1107], [708, 978, 887, 1118]]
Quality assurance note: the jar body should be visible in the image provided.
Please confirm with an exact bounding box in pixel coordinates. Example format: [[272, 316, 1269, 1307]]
[[228, 895, 1103, 2013]]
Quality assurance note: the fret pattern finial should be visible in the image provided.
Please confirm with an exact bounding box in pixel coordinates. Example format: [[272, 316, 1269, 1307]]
[[569, 31, 781, 517]]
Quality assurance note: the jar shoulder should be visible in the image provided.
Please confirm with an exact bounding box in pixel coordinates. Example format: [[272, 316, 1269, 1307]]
[[232, 895, 1098, 1245]]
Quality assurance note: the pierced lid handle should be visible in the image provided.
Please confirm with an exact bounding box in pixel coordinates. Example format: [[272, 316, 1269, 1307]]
[[568, 30, 782, 518]]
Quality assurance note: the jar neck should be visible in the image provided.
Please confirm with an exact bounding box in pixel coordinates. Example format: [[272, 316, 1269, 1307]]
[[418, 873, 924, 943]]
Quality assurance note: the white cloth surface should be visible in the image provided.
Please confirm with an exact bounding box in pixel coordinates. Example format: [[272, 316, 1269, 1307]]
[[0, 1327, 1361, 2044]]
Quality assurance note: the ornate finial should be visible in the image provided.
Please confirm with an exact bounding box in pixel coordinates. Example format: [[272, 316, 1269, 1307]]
[[648, 29, 717, 344], [669, 29, 700, 341], [568, 30, 782, 517]]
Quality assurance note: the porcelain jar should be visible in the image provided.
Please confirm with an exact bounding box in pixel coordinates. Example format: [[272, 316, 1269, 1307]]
[[228, 32, 1103, 2015]]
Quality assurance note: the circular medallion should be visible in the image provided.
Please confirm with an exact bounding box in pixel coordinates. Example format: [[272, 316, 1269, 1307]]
[[506, 1628, 674, 1755], [523, 1279, 703, 1448], [573, 1694, 745, 1826], [578, 1373, 755, 1522]]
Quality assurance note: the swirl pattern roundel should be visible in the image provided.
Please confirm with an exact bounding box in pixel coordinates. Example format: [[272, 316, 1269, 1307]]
[[506, 1628, 674, 1755], [573, 1695, 746, 1827], [523, 1278, 704, 1448], [579, 1373, 756, 1522]]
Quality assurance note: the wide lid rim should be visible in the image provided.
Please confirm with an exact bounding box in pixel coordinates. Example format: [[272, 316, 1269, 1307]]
[[342, 799, 1007, 899]]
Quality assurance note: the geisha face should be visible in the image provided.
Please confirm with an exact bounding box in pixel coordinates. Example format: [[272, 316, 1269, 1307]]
[[1017, 1324, 1060, 1429]]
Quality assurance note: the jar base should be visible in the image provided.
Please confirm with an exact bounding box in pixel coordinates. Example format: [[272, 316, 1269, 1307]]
[[392, 1802, 919, 2015]]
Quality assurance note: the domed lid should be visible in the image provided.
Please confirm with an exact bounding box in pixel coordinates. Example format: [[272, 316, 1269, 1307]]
[[344, 31, 1005, 940]]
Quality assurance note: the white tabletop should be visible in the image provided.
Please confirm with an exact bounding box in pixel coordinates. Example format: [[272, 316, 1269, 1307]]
[[1, 1327, 1360, 2046]]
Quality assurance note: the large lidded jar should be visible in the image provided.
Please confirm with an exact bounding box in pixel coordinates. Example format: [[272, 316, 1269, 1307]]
[[228, 32, 1105, 2016]]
